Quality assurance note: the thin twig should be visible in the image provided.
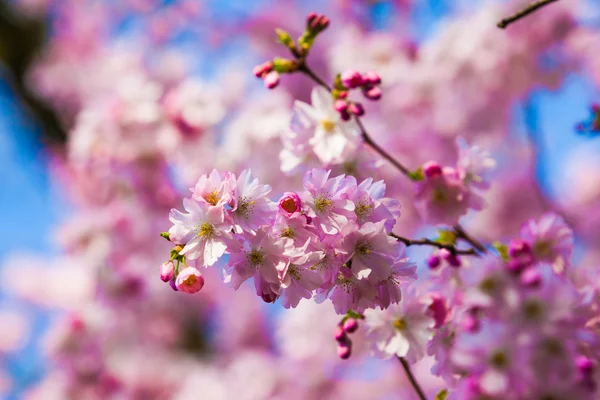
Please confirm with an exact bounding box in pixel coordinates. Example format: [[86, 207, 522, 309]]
[[398, 356, 427, 400], [453, 224, 487, 253], [497, 0, 560, 29], [389, 233, 478, 256]]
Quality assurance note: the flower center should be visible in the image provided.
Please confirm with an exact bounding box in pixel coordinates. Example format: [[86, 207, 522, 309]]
[[432, 188, 447, 204], [183, 275, 197, 287], [287, 265, 301, 281], [205, 190, 220, 206], [356, 243, 372, 256], [355, 201, 373, 219], [314, 194, 333, 212], [236, 196, 255, 218], [490, 351, 508, 369], [523, 299, 543, 320], [280, 227, 295, 239], [533, 240, 553, 259], [247, 249, 264, 266], [321, 119, 336, 133], [281, 198, 298, 214], [393, 318, 407, 331], [197, 222, 215, 238]]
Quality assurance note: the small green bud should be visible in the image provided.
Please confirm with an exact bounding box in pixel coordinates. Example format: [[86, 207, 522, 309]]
[[408, 167, 425, 181]]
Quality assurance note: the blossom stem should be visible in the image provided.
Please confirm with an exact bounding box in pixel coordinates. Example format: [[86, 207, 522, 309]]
[[453, 224, 487, 253], [398, 356, 427, 400], [389, 233, 478, 256], [497, 0, 560, 29]]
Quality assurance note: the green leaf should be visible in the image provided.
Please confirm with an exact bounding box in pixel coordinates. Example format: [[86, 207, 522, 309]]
[[435, 389, 449, 400], [437, 230, 457, 245], [493, 241, 509, 261], [408, 167, 424, 181]]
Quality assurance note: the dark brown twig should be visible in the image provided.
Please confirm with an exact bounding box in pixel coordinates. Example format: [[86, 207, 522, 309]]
[[453, 224, 487, 253], [389, 233, 478, 256], [497, 0, 560, 29], [398, 356, 427, 400]]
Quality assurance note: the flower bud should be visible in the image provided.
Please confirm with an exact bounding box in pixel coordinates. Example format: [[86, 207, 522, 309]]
[[341, 70, 363, 89], [334, 325, 346, 341], [427, 254, 441, 269], [169, 279, 178, 291], [278, 192, 302, 216], [508, 239, 532, 258], [253, 61, 272, 78], [363, 86, 382, 100], [263, 71, 280, 89], [340, 109, 351, 121], [461, 313, 480, 333], [506, 259, 526, 275], [423, 161, 443, 178], [363, 71, 381, 86], [334, 99, 349, 113], [337, 343, 352, 360], [306, 12, 318, 28], [349, 102, 365, 117], [160, 261, 175, 282], [175, 267, 204, 294], [343, 318, 359, 333], [428, 292, 448, 328], [576, 356, 594, 377], [440, 248, 461, 268]]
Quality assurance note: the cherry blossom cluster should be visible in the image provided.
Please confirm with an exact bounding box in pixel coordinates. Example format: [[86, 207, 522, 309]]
[[163, 168, 417, 312], [333, 70, 382, 120], [415, 140, 496, 226], [360, 213, 600, 398]]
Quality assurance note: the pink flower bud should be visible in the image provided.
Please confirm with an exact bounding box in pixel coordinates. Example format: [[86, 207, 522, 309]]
[[175, 267, 204, 294], [508, 239, 532, 258], [428, 292, 449, 328], [427, 254, 441, 269], [338, 343, 352, 360], [506, 259, 526, 275], [440, 248, 461, 267], [343, 318, 358, 333], [576, 356, 594, 377], [363, 86, 382, 100], [160, 260, 175, 282], [169, 279, 178, 291], [306, 12, 318, 27], [520, 268, 542, 288], [423, 161, 443, 178], [263, 71, 280, 89], [278, 192, 302, 216], [349, 102, 365, 117], [334, 99, 349, 112], [340, 70, 364, 89], [253, 61, 272, 78], [461, 313, 480, 333], [261, 292, 279, 303], [363, 71, 381, 86], [340, 109, 351, 121], [337, 91, 348, 99], [334, 325, 346, 341]]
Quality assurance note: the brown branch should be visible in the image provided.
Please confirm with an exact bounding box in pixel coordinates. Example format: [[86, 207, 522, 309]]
[[497, 0, 560, 29], [453, 224, 487, 254], [398, 356, 427, 400], [389, 233, 479, 256]]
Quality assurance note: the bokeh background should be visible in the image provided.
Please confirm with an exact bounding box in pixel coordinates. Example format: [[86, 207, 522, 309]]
[[1, 0, 599, 398]]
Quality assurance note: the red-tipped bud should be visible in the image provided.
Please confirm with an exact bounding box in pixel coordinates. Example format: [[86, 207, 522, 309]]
[[440, 248, 461, 268], [337, 91, 348, 99], [363, 71, 382, 86], [263, 71, 280, 89], [349, 102, 365, 117], [340, 109, 351, 121], [427, 254, 441, 269], [343, 318, 359, 333], [306, 12, 318, 27], [253, 61, 272, 78], [334, 325, 346, 341], [340, 70, 364, 89], [508, 239, 532, 258], [423, 161, 443, 178], [363, 86, 382, 100], [160, 260, 175, 282], [338, 343, 352, 359], [334, 99, 349, 113], [576, 356, 595, 377]]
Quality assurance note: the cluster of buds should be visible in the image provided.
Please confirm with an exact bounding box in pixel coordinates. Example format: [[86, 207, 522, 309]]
[[253, 12, 331, 89], [253, 61, 281, 89], [159, 241, 205, 293], [331, 70, 382, 120], [427, 248, 462, 270], [334, 314, 361, 360], [504, 239, 541, 288], [576, 103, 600, 135]]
